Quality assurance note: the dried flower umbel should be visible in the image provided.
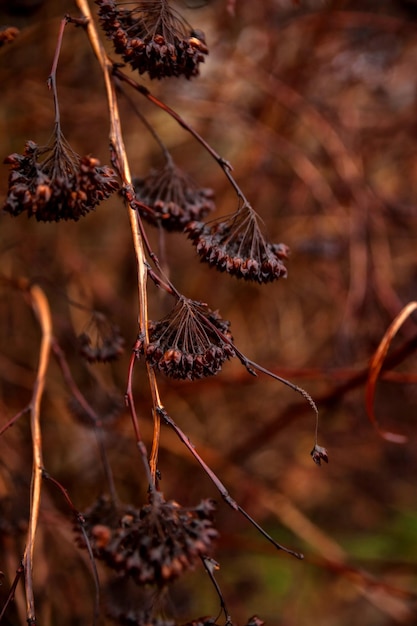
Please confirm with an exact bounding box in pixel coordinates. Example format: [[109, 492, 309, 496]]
[[133, 160, 215, 231], [2, 133, 119, 222], [96, 0, 208, 79], [138, 297, 235, 380], [186, 204, 289, 283], [77, 311, 125, 363], [78, 493, 218, 586]]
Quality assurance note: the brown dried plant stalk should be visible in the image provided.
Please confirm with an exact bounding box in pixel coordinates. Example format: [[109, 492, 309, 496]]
[[22, 282, 52, 625], [74, 0, 164, 481]]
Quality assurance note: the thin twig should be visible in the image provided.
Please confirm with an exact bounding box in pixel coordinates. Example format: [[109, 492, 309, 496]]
[[51, 338, 118, 504], [157, 406, 303, 560], [42, 470, 100, 626], [0, 561, 24, 625], [47, 16, 68, 128], [0, 405, 30, 438]]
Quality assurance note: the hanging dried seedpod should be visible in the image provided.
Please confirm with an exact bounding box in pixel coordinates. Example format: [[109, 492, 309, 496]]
[[96, 0, 208, 80], [3, 136, 119, 222], [77, 493, 218, 586], [133, 160, 215, 231], [138, 297, 235, 380], [186, 204, 289, 283], [77, 311, 125, 363]]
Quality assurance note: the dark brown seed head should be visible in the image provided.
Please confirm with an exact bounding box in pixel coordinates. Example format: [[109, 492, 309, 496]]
[[2, 135, 119, 222], [186, 204, 289, 283], [133, 161, 215, 231], [77, 312, 125, 363], [96, 0, 208, 80], [78, 493, 218, 586], [138, 297, 235, 380]]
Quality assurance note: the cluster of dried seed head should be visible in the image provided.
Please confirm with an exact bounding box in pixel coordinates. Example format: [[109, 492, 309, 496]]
[[133, 161, 215, 231], [77, 312, 125, 363], [186, 204, 289, 283], [96, 0, 208, 79], [78, 493, 218, 586], [2, 136, 119, 222], [138, 297, 235, 380]]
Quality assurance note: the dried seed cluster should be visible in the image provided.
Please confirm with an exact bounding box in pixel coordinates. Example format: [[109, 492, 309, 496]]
[[138, 297, 235, 380], [2, 137, 119, 222], [77, 312, 125, 363], [96, 0, 208, 79], [186, 206, 289, 283], [133, 161, 215, 231], [78, 493, 218, 586]]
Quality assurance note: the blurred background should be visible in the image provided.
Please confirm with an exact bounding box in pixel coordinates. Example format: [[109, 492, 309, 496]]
[[1, 0, 417, 624]]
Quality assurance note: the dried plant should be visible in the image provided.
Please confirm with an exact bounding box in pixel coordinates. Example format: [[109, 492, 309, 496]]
[[2, 1, 417, 626]]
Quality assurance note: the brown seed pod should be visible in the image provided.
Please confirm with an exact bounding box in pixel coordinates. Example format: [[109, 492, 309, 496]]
[[77, 493, 218, 586], [77, 312, 125, 364], [133, 161, 215, 231], [2, 136, 119, 222], [96, 0, 208, 80], [186, 205, 289, 283], [138, 297, 235, 380]]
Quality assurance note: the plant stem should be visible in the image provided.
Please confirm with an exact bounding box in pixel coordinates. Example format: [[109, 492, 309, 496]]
[[23, 285, 52, 624], [48, 17, 68, 130], [74, 0, 163, 483]]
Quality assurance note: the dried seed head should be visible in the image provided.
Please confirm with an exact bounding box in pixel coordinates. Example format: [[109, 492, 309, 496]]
[[77, 312, 125, 363], [78, 493, 218, 586], [96, 0, 208, 80], [133, 161, 215, 231], [311, 444, 329, 466], [2, 135, 119, 222], [186, 204, 289, 283], [138, 297, 235, 380]]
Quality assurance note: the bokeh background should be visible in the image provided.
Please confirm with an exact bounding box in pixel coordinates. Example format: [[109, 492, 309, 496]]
[[1, 0, 417, 624]]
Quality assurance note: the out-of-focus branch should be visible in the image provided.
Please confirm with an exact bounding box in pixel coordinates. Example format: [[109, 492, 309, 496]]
[[23, 284, 52, 624]]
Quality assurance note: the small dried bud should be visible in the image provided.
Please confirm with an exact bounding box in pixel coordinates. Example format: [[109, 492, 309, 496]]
[[311, 444, 329, 466]]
